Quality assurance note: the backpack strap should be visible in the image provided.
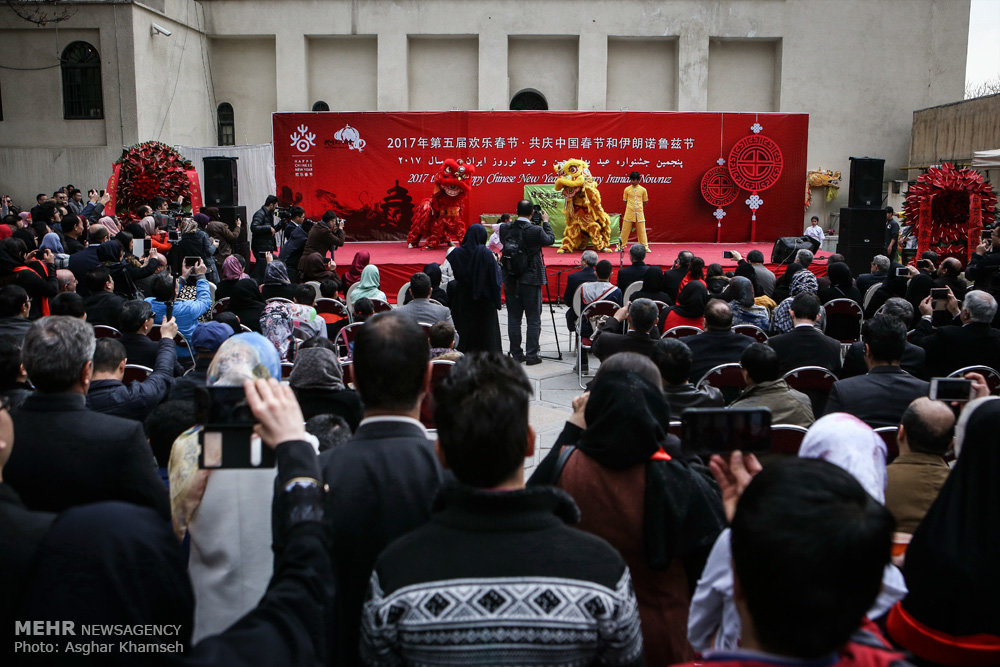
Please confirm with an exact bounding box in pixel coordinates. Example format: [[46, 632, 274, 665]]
[[551, 445, 577, 483]]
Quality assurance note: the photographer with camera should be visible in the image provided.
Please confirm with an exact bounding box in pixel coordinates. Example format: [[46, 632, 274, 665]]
[[498, 199, 554, 365], [302, 209, 346, 264], [251, 195, 280, 282], [277, 206, 310, 282]]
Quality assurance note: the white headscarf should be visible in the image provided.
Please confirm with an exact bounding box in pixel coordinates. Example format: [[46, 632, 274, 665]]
[[953, 396, 999, 461], [799, 412, 887, 503]]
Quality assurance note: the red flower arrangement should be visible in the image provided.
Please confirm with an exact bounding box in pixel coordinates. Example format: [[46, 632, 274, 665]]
[[903, 163, 996, 263], [111, 141, 194, 221]]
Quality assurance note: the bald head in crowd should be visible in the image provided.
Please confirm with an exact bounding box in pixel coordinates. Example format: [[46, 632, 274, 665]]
[[704, 299, 734, 331], [898, 397, 955, 456]]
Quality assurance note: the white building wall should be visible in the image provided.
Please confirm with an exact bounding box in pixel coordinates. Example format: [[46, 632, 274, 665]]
[[0, 0, 971, 222]]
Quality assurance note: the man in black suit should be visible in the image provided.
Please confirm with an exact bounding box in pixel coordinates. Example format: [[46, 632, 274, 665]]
[[591, 297, 659, 361], [320, 312, 443, 665], [766, 292, 843, 375], [841, 297, 926, 379], [563, 249, 598, 334], [685, 299, 753, 383], [856, 254, 890, 297], [824, 315, 930, 428], [661, 249, 693, 304], [118, 300, 185, 377], [912, 289, 1000, 377], [651, 338, 725, 419], [82, 267, 127, 330], [3, 316, 169, 519], [616, 243, 655, 292]]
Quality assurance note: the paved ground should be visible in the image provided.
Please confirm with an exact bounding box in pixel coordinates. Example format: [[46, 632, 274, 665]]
[[493, 303, 602, 477]]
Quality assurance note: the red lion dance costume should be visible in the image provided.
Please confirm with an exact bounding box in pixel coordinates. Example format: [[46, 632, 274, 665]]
[[407, 158, 476, 249]]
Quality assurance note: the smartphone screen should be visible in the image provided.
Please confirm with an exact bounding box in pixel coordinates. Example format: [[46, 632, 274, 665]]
[[168, 230, 179, 242], [929, 378, 973, 402], [930, 287, 949, 311], [195, 387, 273, 469], [184, 256, 199, 268], [723, 250, 734, 259], [895, 267, 910, 278], [681, 408, 772, 457], [131, 239, 151, 257]]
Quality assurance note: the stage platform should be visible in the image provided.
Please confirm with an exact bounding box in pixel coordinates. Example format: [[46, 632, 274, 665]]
[[332, 241, 832, 303]]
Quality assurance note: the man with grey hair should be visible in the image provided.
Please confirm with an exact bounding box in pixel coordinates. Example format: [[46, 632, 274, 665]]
[[2, 316, 168, 518], [616, 243, 654, 292], [841, 297, 926, 379], [915, 288, 1000, 376], [591, 297, 659, 361], [857, 254, 891, 296], [563, 248, 599, 334]]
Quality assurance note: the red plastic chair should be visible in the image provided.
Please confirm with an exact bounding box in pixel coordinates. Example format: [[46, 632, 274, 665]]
[[782, 365, 838, 416], [212, 297, 230, 317], [769, 424, 809, 455], [874, 426, 900, 460], [662, 325, 702, 339], [314, 297, 350, 320], [370, 298, 393, 314], [280, 362, 294, 379], [577, 299, 622, 388], [733, 324, 768, 343], [336, 322, 364, 360], [948, 365, 1000, 395], [823, 298, 863, 343], [93, 324, 122, 339], [419, 359, 456, 428], [695, 363, 748, 404], [122, 364, 152, 384]]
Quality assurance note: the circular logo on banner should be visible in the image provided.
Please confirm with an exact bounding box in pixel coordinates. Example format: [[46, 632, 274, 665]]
[[700, 166, 740, 207], [728, 135, 784, 191]]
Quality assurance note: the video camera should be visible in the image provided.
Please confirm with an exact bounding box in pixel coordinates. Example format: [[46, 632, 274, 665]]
[[530, 203, 543, 225]]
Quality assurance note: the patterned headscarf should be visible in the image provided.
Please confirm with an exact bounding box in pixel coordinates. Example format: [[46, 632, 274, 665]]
[[264, 259, 290, 285], [259, 301, 296, 361]]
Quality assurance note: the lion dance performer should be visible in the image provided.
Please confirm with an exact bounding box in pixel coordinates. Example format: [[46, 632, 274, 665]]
[[554, 158, 612, 253], [407, 158, 476, 249]]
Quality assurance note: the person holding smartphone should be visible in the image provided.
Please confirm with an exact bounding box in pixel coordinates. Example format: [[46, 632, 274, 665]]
[[144, 258, 212, 360], [966, 224, 1000, 298]]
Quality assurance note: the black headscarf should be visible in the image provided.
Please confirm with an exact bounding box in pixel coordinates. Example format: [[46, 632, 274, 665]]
[[640, 266, 663, 293], [447, 225, 501, 307], [422, 262, 443, 288], [729, 262, 762, 299], [827, 261, 854, 292], [672, 280, 709, 319], [576, 370, 726, 573], [225, 278, 266, 332], [900, 399, 1000, 637]]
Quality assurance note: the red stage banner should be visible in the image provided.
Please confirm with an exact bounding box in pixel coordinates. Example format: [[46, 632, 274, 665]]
[[273, 111, 808, 243], [105, 162, 121, 215], [185, 168, 204, 215]]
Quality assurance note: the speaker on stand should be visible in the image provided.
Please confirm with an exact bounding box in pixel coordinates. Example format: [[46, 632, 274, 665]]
[[837, 207, 887, 276], [848, 157, 884, 209], [203, 156, 239, 207]]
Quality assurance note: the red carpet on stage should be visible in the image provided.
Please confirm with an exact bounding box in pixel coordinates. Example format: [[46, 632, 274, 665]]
[[331, 242, 832, 303]]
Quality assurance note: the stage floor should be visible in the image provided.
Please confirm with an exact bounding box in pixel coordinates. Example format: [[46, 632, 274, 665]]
[[332, 241, 832, 303]]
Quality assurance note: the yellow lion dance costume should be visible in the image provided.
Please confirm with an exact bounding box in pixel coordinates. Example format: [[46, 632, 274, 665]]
[[554, 158, 612, 253]]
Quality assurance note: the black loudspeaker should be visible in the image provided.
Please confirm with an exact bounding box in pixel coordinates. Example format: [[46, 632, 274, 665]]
[[848, 157, 884, 209], [771, 236, 820, 264], [837, 207, 886, 276], [203, 157, 239, 207], [217, 205, 248, 260]]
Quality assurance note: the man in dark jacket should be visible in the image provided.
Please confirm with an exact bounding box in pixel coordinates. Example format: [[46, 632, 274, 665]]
[[499, 200, 556, 365], [0, 285, 31, 342], [302, 210, 346, 260], [912, 289, 1000, 377], [856, 254, 890, 297], [766, 293, 843, 375], [278, 206, 309, 281], [825, 315, 929, 428], [320, 313, 444, 665], [3, 316, 169, 519], [82, 266, 127, 329], [652, 338, 725, 419], [119, 300, 181, 375], [361, 353, 644, 666], [563, 249, 598, 334], [841, 297, 926, 379], [685, 300, 753, 383], [250, 195, 280, 282], [591, 298, 659, 362], [616, 243, 655, 292], [86, 321, 177, 422], [60, 213, 87, 255]]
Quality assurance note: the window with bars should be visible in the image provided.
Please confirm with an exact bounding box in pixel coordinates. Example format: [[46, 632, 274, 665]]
[[217, 103, 235, 146], [61, 41, 104, 119]]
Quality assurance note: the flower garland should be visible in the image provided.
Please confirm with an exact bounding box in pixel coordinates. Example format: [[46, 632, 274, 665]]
[[903, 163, 996, 262], [111, 141, 195, 220]]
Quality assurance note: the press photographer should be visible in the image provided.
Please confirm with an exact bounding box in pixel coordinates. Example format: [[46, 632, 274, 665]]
[[250, 195, 281, 282]]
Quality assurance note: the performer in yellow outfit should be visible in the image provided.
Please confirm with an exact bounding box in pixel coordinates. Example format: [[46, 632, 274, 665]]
[[621, 171, 650, 252]]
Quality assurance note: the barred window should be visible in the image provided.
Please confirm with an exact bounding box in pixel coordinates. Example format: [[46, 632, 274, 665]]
[[61, 41, 104, 119], [217, 103, 235, 146]]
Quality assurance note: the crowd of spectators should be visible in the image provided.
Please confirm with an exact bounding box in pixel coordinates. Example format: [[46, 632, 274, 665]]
[[0, 186, 997, 666]]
